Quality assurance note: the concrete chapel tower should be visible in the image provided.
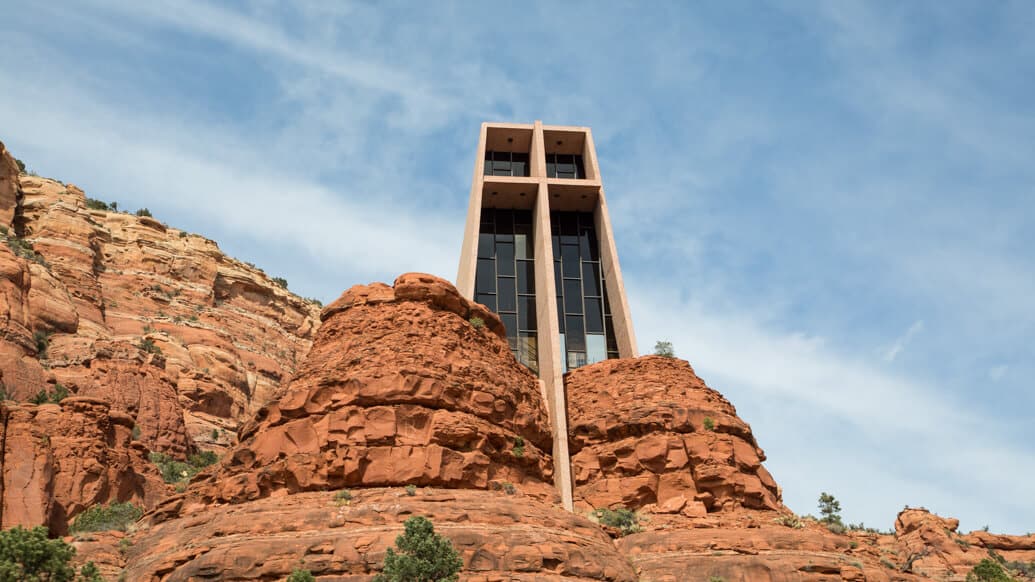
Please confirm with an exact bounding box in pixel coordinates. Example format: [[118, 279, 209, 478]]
[[456, 121, 637, 509]]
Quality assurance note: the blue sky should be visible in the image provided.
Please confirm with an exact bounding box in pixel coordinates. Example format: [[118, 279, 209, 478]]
[[2, 1, 1032, 533]]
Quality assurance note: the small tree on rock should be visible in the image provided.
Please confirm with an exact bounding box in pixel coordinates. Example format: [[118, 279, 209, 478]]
[[373, 516, 462, 582], [966, 558, 1013, 582], [653, 341, 675, 357], [0, 525, 102, 581], [818, 492, 843, 525]]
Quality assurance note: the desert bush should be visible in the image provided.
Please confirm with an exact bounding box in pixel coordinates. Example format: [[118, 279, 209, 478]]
[[286, 569, 315, 582], [149, 451, 218, 484], [511, 436, 525, 458], [69, 502, 142, 534], [33, 330, 50, 358], [135, 208, 152, 217], [405, 484, 417, 497], [703, 417, 715, 431], [966, 558, 1013, 582], [0, 525, 102, 581], [271, 277, 288, 289], [84, 198, 109, 211], [653, 340, 675, 357], [592, 507, 642, 536], [373, 516, 462, 582], [469, 316, 484, 329], [14, 158, 25, 173], [335, 490, 353, 504], [774, 514, 804, 529], [138, 338, 162, 355], [30, 384, 68, 405]]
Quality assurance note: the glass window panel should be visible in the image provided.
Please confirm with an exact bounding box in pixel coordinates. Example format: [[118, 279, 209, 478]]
[[518, 333, 538, 373], [554, 262, 563, 294], [587, 334, 606, 365], [603, 290, 611, 315], [514, 210, 532, 224], [517, 260, 535, 293], [567, 351, 587, 370], [496, 242, 515, 276], [552, 235, 561, 258], [518, 296, 537, 330], [546, 154, 556, 178], [561, 245, 580, 277], [558, 333, 567, 373], [579, 228, 594, 259], [514, 234, 530, 259], [560, 213, 578, 236], [563, 279, 583, 313], [476, 259, 496, 293], [493, 151, 511, 174], [478, 233, 494, 259], [557, 299, 564, 329], [607, 351, 619, 359], [501, 313, 517, 336], [483, 151, 493, 175], [605, 316, 618, 352], [575, 155, 586, 179], [497, 277, 516, 312], [582, 263, 600, 296], [495, 209, 513, 232], [557, 154, 575, 175], [565, 316, 585, 350], [476, 293, 495, 312], [585, 298, 603, 332], [512, 153, 529, 177]]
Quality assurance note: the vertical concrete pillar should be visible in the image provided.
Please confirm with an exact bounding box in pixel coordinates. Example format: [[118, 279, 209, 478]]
[[456, 124, 488, 298], [533, 179, 573, 510]]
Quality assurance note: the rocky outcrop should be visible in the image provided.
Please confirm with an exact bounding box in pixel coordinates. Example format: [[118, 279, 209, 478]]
[[0, 397, 165, 535], [125, 489, 636, 581], [0, 162, 320, 458], [183, 273, 555, 505], [566, 355, 781, 515], [0, 141, 18, 226]]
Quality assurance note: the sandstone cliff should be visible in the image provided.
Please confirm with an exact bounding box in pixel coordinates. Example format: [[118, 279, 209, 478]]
[[0, 141, 320, 532]]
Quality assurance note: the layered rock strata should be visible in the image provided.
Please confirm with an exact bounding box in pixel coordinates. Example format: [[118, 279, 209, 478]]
[[0, 158, 319, 457], [0, 397, 165, 534], [566, 355, 781, 515]]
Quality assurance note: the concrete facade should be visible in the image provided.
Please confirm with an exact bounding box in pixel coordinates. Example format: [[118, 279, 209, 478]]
[[457, 121, 637, 509]]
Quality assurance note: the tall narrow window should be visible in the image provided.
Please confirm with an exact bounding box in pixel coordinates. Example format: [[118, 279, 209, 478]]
[[552, 210, 614, 371], [474, 209, 538, 373]]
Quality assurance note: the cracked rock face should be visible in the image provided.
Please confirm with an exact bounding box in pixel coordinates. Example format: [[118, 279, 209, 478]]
[[566, 355, 782, 515]]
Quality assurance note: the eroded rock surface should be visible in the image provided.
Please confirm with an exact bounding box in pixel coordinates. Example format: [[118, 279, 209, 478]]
[[0, 397, 165, 534], [185, 273, 556, 505], [566, 355, 781, 515]]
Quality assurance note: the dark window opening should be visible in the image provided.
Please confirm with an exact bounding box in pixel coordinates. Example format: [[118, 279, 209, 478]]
[[484, 151, 530, 177], [546, 154, 587, 179]]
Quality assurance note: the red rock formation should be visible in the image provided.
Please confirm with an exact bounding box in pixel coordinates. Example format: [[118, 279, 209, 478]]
[[0, 141, 18, 226], [566, 355, 781, 516], [0, 397, 165, 535], [0, 153, 319, 459], [125, 489, 636, 581], [185, 273, 555, 505]]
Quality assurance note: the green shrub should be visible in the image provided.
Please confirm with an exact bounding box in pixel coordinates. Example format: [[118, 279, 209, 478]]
[[469, 316, 485, 329], [592, 507, 642, 536], [511, 436, 525, 458], [708, 577, 726, 582], [138, 338, 162, 355], [373, 516, 462, 582], [966, 558, 1013, 582], [501, 482, 516, 495], [30, 384, 68, 405], [271, 277, 288, 289], [33, 330, 50, 358], [334, 489, 352, 504], [405, 484, 417, 497], [0, 525, 102, 581], [774, 514, 804, 529], [14, 158, 25, 173], [135, 208, 152, 218], [69, 502, 142, 534], [149, 451, 218, 484], [84, 198, 109, 211], [286, 569, 315, 582], [703, 417, 715, 431], [653, 340, 675, 357]]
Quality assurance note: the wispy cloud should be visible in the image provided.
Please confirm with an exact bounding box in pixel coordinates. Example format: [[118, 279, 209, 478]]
[[883, 320, 925, 362]]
